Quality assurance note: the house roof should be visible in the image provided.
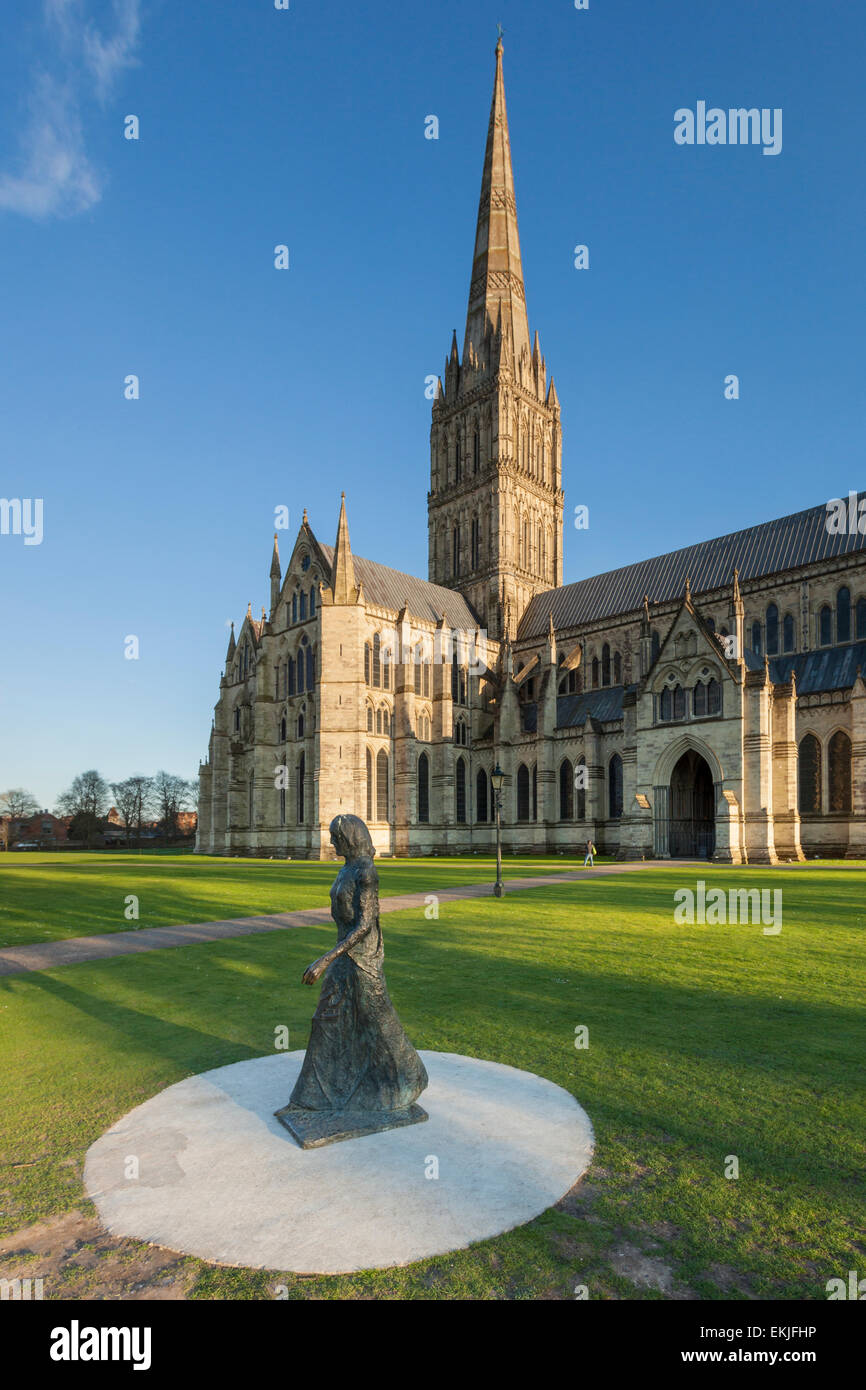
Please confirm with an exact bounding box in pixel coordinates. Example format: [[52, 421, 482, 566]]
[[519, 493, 866, 639], [556, 686, 627, 728], [318, 545, 480, 629], [765, 639, 866, 694]]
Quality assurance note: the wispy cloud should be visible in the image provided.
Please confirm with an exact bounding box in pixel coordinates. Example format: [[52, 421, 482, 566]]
[[0, 1, 143, 220]]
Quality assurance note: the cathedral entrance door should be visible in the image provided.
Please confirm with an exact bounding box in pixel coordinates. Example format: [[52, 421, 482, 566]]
[[668, 750, 715, 858]]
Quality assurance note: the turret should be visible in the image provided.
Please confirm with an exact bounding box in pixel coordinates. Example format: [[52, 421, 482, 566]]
[[728, 568, 745, 661], [330, 492, 358, 605], [269, 533, 281, 616]]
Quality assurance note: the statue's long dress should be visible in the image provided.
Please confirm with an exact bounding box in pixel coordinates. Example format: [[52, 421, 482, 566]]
[[289, 859, 427, 1114]]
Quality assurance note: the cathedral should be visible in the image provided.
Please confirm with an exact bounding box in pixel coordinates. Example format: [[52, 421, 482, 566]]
[[197, 40, 866, 863]]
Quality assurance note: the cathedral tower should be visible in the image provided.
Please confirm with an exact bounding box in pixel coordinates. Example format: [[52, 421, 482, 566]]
[[428, 37, 564, 641]]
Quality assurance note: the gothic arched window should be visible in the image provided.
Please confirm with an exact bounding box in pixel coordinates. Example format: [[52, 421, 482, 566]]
[[798, 733, 822, 813], [766, 604, 779, 655], [602, 643, 611, 687], [707, 678, 721, 714], [829, 731, 852, 813], [609, 754, 623, 818], [372, 633, 381, 687], [837, 587, 851, 644], [376, 749, 389, 821], [591, 656, 600, 689], [364, 642, 371, 685], [376, 709, 382, 734], [783, 613, 796, 653], [299, 591, 307, 621], [751, 620, 762, 655], [660, 687, 672, 721], [418, 752, 430, 823], [575, 758, 587, 819], [559, 759, 573, 819], [366, 747, 373, 821], [614, 651, 622, 684], [673, 684, 685, 720], [819, 604, 832, 646], [306, 645, 314, 690], [452, 525, 460, 578], [288, 657, 296, 696], [455, 756, 467, 823], [473, 429, 480, 473], [309, 585, 316, 617], [367, 705, 373, 732], [476, 767, 488, 823], [292, 593, 298, 624], [517, 763, 530, 821], [414, 648, 422, 695], [857, 597, 866, 640], [693, 682, 707, 717]]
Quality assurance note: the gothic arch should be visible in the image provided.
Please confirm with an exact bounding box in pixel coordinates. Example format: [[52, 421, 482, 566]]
[[652, 733, 725, 789]]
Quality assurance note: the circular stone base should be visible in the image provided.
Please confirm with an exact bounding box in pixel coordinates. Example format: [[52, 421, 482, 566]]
[[84, 1052, 594, 1274]]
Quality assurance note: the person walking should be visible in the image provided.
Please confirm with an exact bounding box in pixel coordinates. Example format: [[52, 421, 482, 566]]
[[583, 838, 596, 867]]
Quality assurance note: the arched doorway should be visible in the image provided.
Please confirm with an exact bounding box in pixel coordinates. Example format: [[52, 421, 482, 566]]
[[669, 750, 715, 858]]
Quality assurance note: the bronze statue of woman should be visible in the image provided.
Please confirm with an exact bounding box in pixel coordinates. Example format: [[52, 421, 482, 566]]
[[275, 814, 428, 1148]]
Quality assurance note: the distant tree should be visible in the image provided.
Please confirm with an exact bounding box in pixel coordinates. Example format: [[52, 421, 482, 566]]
[[151, 772, 197, 843], [110, 776, 153, 849], [56, 770, 109, 848], [0, 788, 40, 819]]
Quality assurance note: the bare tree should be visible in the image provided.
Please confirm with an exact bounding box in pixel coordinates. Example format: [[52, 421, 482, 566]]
[[151, 771, 196, 844], [110, 776, 153, 849], [0, 788, 40, 819], [56, 770, 109, 848], [129, 775, 154, 849]]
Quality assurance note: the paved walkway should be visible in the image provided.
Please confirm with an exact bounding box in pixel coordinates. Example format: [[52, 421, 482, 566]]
[[0, 860, 674, 978]]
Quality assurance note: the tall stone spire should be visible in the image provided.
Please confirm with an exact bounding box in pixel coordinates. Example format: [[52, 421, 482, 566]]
[[464, 35, 530, 366], [269, 533, 281, 615], [428, 38, 563, 639], [331, 492, 357, 605]]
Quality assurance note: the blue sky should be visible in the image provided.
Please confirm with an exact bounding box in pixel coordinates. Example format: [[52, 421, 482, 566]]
[[2, 0, 865, 808]]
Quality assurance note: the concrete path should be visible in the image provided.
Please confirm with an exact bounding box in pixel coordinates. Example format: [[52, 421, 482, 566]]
[[0, 859, 677, 978]]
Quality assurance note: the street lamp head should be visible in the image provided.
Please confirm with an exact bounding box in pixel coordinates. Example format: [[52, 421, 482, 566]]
[[491, 764, 504, 792]]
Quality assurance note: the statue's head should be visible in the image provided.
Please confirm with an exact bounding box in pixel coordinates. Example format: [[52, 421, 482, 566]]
[[329, 814, 375, 862]]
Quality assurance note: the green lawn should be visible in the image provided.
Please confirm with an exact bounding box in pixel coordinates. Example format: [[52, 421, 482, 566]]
[[0, 852, 597, 949], [0, 860, 863, 1299]]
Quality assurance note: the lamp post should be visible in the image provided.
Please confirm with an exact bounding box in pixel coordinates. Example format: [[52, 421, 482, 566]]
[[491, 763, 505, 897]]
